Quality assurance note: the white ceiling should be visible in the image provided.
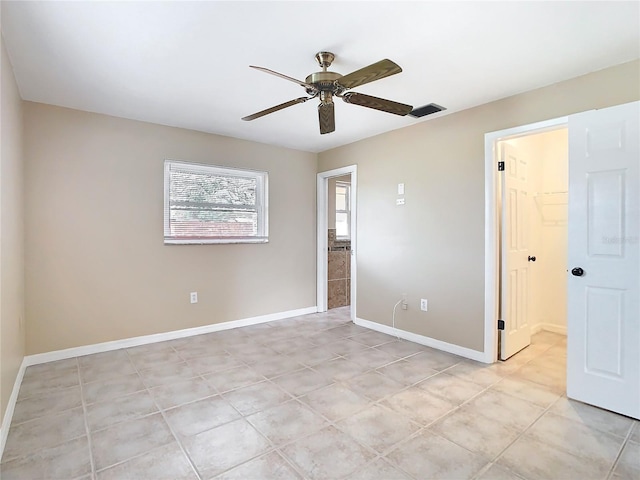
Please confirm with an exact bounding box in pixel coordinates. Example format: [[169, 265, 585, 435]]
[[2, 1, 639, 153]]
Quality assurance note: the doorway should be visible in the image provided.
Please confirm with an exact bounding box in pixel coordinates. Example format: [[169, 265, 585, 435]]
[[317, 166, 357, 320], [327, 175, 352, 310], [483, 116, 568, 363], [484, 102, 639, 419], [497, 128, 569, 360]]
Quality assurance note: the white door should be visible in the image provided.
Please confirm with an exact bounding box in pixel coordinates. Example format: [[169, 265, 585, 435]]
[[500, 142, 533, 359], [567, 101, 639, 419]]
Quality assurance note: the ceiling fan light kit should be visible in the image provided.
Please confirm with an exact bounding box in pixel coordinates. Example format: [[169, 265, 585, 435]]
[[242, 51, 414, 135]]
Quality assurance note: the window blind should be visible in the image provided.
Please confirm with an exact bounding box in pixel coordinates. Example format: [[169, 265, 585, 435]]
[[164, 161, 268, 244]]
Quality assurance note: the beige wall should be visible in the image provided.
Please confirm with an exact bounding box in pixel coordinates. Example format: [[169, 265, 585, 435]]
[[1, 39, 25, 425], [507, 129, 568, 334], [318, 60, 640, 352], [24, 103, 317, 355]]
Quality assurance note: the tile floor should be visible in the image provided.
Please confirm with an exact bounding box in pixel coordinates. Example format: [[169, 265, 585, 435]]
[[1, 307, 638, 480]]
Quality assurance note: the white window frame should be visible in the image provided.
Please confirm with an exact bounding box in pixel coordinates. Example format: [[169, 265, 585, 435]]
[[335, 181, 351, 240], [164, 160, 268, 245]]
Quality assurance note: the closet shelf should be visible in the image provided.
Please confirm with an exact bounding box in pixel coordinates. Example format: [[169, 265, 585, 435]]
[[534, 191, 568, 225]]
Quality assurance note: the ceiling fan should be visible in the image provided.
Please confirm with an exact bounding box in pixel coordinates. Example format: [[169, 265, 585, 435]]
[[242, 52, 413, 135]]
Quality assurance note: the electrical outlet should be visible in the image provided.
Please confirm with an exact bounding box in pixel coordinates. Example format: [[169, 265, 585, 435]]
[[420, 299, 428, 311], [190, 292, 198, 304], [401, 293, 408, 310]]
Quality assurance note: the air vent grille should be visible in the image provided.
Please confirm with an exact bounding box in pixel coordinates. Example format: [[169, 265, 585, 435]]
[[409, 103, 446, 118]]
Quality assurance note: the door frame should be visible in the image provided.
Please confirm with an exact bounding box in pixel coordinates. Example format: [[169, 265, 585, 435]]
[[317, 165, 357, 320], [483, 117, 568, 363]]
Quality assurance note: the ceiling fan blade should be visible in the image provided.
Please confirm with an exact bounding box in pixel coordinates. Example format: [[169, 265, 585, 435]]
[[242, 97, 310, 121], [249, 65, 317, 92], [342, 92, 413, 116], [318, 102, 335, 134], [335, 59, 402, 90]]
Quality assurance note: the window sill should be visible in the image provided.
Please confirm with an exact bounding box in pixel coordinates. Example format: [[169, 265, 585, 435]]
[[164, 237, 269, 245]]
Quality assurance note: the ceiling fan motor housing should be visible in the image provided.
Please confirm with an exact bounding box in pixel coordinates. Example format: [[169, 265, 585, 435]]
[[305, 71, 344, 96]]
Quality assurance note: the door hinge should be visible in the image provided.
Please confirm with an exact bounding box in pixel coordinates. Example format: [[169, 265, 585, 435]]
[[497, 161, 505, 171], [498, 319, 505, 330]]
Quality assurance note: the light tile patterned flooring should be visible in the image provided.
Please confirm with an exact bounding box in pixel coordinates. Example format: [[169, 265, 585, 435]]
[[1, 307, 638, 480]]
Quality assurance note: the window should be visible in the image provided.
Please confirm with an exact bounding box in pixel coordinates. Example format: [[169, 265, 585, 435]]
[[164, 160, 268, 244], [335, 181, 350, 239]]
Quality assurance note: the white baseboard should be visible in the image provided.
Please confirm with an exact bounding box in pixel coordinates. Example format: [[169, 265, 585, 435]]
[[354, 317, 487, 363], [0, 357, 27, 460], [541, 323, 567, 335], [24, 306, 318, 367], [531, 322, 567, 336]]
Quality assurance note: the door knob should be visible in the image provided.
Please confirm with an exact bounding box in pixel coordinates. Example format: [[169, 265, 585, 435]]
[[528, 256, 536, 262], [571, 267, 585, 277]]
